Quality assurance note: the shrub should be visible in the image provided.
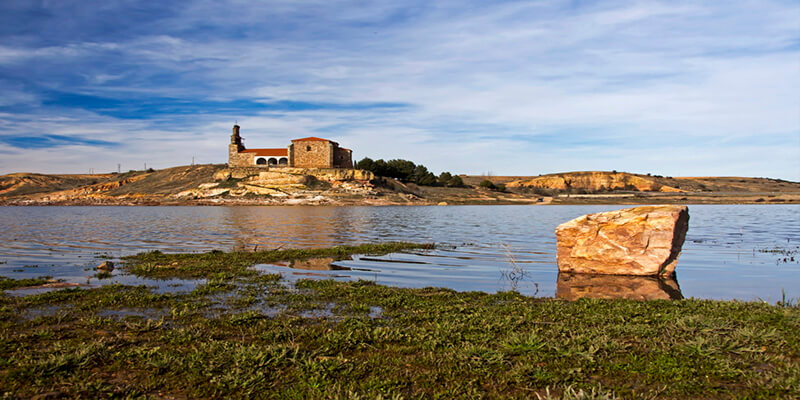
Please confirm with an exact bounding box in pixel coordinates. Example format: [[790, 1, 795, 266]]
[[479, 180, 496, 190], [479, 180, 505, 192], [446, 175, 464, 187]]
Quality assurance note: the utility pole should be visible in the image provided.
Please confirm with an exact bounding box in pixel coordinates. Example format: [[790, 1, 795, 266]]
[[144, 163, 147, 170], [117, 164, 121, 174], [192, 156, 195, 166]]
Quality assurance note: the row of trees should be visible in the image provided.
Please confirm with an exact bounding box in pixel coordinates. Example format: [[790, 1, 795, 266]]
[[354, 158, 464, 187]]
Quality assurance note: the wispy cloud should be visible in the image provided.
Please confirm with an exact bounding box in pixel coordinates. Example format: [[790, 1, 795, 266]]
[[0, 134, 117, 149], [0, 0, 797, 179]]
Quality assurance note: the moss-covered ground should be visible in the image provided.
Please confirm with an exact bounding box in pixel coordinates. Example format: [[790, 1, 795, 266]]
[[1, 242, 798, 399]]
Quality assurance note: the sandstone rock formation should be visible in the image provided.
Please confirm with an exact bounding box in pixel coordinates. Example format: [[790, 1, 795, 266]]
[[205, 167, 377, 200], [556, 273, 682, 300], [555, 205, 689, 276], [507, 171, 684, 192], [213, 167, 374, 185]]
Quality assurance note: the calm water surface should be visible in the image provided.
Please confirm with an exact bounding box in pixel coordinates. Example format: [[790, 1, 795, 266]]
[[0, 205, 797, 301]]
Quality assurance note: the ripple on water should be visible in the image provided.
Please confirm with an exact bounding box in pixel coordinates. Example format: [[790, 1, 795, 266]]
[[0, 205, 798, 302]]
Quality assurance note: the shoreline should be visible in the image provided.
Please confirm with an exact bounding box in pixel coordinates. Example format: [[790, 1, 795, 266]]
[[2, 194, 798, 206]]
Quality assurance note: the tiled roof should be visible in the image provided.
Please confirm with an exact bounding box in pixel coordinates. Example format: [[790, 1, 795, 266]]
[[241, 148, 288, 157], [291, 137, 331, 142]]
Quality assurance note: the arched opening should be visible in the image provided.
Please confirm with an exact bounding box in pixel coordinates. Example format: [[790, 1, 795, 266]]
[[256, 157, 267, 165], [268, 158, 278, 166], [278, 157, 288, 165]]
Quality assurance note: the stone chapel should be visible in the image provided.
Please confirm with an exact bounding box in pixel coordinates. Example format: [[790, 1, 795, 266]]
[[228, 124, 353, 169]]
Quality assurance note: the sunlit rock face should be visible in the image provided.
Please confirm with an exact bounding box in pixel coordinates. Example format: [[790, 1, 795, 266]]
[[506, 171, 685, 192], [555, 206, 689, 276], [556, 273, 683, 300]]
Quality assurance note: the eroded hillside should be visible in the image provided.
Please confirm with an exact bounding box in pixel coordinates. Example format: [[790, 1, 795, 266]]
[[1, 166, 798, 205]]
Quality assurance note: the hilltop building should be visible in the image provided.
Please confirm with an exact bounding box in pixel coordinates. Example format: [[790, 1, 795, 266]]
[[228, 124, 353, 168]]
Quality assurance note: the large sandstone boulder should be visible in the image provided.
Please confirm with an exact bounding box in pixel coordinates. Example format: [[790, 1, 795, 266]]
[[555, 205, 689, 276]]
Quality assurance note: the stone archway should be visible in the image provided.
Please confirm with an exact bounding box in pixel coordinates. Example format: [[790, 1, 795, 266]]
[[256, 157, 267, 165], [268, 158, 278, 166], [278, 157, 288, 166]]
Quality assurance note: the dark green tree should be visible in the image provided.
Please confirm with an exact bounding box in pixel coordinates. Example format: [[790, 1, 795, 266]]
[[386, 159, 416, 181], [447, 175, 464, 187], [438, 172, 452, 185], [355, 157, 375, 171]]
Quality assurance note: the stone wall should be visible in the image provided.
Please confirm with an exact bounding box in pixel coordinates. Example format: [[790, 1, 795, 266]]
[[333, 147, 352, 168], [293, 140, 333, 168], [228, 144, 254, 167]]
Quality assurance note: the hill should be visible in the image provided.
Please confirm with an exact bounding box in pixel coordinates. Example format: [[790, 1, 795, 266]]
[[469, 171, 800, 193], [0, 166, 798, 205], [0, 165, 414, 206]]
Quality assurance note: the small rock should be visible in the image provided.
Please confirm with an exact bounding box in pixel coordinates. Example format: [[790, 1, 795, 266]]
[[437, 202, 448, 206], [96, 261, 114, 271], [555, 205, 689, 276]]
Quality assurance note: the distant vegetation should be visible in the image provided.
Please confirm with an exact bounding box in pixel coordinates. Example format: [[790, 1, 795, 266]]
[[479, 179, 506, 192], [355, 158, 464, 187]]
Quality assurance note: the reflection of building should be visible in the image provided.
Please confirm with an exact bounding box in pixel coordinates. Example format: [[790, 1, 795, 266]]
[[228, 124, 353, 168], [223, 207, 348, 251], [556, 273, 682, 300]]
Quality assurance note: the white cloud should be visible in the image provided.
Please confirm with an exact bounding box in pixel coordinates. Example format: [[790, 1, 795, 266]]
[[1, 0, 798, 179]]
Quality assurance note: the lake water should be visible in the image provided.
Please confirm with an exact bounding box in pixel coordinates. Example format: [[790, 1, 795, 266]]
[[0, 205, 798, 302]]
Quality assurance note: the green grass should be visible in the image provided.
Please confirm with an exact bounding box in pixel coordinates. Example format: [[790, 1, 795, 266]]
[[0, 276, 51, 290], [1, 244, 798, 399], [122, 242, 435, 279]]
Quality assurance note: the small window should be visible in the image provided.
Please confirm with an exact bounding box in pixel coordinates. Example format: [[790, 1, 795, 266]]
[[306, 145, 312, 151]]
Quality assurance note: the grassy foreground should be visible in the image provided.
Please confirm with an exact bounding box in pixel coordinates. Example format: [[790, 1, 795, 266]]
[[1, 244, 798, 399]]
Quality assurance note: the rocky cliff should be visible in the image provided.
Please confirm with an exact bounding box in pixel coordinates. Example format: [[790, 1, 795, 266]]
[[175, 167, 377, 199], [506, 171, 685, 192]]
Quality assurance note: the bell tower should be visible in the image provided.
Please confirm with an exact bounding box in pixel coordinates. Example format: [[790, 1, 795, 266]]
[[228, 124, 247, 167], [230, 124, 244, 151]]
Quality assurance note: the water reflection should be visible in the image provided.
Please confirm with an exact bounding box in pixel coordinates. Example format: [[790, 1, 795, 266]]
[[222, 206, 385, 249], [273, 257, 353, 271], [556, 273, 683, 300]]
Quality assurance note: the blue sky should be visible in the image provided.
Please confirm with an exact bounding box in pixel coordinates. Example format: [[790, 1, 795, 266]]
[[1, 0, 798, 180]]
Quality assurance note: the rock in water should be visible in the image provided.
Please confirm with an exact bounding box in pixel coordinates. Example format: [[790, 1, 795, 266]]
[[96, 261, 114, 271], [555, 205, 689, 276]]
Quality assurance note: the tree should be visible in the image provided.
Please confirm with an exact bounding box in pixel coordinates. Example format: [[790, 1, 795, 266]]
[[355, 157, 375, 171], [438, 172, 452, 185], [355, 157, 451, 186], [386, 159, 416, 181], [446, 175, 464, 187]]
